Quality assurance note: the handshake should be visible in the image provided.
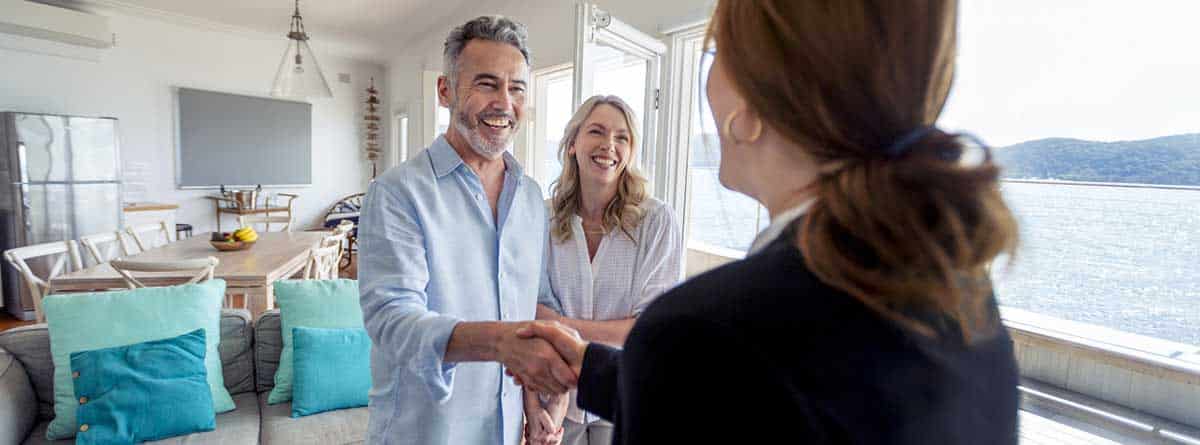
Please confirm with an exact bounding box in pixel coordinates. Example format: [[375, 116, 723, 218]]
[[495, 320, 588, 395]]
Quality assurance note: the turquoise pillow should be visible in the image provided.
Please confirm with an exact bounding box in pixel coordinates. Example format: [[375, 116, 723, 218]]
[[291, 327, 371, 417], [268, 279, 363, 404], [42, 279, 234, 440], [72, 329, 215, 444]]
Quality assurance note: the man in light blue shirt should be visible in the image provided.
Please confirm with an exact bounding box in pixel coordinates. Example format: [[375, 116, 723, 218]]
[[359, 16, 575, 445]]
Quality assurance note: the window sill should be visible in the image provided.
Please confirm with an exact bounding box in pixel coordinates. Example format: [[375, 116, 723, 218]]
[[683, 243, 1200, 378]]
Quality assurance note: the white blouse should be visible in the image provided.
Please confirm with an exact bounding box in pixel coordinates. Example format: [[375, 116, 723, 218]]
[[538, 197, 684, 423]]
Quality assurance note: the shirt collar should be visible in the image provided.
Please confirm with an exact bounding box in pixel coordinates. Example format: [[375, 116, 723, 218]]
[[747, 198, 817, 256], [428, 134, 525, 178]]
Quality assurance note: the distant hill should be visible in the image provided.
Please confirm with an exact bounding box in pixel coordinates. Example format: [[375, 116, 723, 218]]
[[994, 134, 1200, 186]]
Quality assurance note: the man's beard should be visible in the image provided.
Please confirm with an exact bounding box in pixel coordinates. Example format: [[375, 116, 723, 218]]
[[453, 104, 518, 160]]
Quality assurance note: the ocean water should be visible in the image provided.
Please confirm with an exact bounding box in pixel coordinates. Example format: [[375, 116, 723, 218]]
[[995, 181, 1200, 347], [688, 169, 1200, 346]]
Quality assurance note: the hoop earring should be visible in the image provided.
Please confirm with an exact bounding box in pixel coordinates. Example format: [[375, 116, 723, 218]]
[[722, 108, 763, 145]]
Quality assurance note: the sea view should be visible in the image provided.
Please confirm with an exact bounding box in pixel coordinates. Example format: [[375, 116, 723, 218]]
[[687, 169, 1200, 347]]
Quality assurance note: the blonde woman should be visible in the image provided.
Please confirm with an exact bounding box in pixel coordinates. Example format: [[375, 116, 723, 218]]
[[523, 95, 683, 445]]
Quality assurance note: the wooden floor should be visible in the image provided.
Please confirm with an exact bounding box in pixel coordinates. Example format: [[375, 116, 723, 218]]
[[0, 253, 357, 333]]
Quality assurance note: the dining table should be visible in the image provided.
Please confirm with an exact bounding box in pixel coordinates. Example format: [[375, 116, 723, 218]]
[[49, 231, 328, 317]]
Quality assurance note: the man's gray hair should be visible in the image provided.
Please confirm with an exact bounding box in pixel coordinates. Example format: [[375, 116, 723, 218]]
[[443, 15, 531, 89]]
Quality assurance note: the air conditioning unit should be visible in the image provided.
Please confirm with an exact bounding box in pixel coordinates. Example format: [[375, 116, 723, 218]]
[[0, 0, 112, 48]]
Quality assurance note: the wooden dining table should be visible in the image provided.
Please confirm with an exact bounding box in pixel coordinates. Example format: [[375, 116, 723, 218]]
[[49, 231, 327, 317]]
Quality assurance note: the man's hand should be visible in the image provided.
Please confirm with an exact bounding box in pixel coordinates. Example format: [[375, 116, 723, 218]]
[[495, 322, 577, 394], [515, 321, 588, 376]]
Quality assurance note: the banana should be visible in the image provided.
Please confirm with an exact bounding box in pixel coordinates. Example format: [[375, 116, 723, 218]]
[[233, 226, 258, 242]]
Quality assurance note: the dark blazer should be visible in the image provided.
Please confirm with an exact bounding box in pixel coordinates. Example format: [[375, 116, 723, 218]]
[[576, 228, 1020, 444]]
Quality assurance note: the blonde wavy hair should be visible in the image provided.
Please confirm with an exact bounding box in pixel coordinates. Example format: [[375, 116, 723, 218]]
[[549, 95, 649, 243]]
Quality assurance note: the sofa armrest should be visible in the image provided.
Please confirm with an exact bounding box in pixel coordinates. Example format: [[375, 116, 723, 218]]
[[0, 348, 37, 444]]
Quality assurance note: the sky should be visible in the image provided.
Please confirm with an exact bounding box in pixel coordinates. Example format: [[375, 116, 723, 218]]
[[940, 0, 1200, 146]]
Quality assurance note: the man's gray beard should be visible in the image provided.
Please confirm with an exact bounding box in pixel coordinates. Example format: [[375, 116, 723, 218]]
[[453, 108, 515, 160]]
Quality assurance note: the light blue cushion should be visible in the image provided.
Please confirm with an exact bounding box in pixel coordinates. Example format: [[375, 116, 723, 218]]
[[267, 279, 362, 404], [71, 329, 215, 444], [291, 327, 371, 417], [42, 279, 234, 440]]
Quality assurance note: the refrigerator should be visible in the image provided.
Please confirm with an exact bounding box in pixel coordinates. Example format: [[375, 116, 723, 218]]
[[0, 112, 123, 320]]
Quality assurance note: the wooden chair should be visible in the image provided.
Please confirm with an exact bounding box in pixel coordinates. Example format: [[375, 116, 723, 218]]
[[301, 244, 342, 280], [333, 220, 355, 236], [322, 193, 362, 270], [109, 257, 219, 289], [238, 193, 300, 232], [79, 231, 135, 266], [126, 221, 173, 253], [331, 221, 355, 270], [3, 241, 84, 323], [238, 214, 292, 232]]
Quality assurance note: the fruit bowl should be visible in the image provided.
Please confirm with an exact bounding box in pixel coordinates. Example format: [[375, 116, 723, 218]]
[[210, 239, 255, 252]]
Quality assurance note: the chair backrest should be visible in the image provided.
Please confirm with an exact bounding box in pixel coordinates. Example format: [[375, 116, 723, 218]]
[[126, 221, 173, 253], [79, 231, 134, 266], [238, 214, 292, 232], [3, 240, 84, 323], [109, 257, 219, 289], [301, 244, 341, 280], [333, 220, 355, 237]]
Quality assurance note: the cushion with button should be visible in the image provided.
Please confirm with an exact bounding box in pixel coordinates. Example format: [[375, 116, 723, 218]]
[[266, 279, 363, 404], [70, 329, 215, 444], [41, 279, 233, 440]]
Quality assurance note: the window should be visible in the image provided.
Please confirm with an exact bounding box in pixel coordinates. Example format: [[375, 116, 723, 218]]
[[664, 1, 1200, 348], [391, 114, 409, 166], [435, 107, 449, 140], [529, 65, 574, 198], [944, 1, 1200, 347], [573, 3, 665, 192], [667, 27, 768, 254]]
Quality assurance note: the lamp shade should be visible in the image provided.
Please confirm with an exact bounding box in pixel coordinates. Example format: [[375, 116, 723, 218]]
[[270, 38, 333, 98]]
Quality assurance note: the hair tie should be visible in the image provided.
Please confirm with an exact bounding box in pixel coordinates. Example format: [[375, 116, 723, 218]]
[[883, 126, 936, 159]]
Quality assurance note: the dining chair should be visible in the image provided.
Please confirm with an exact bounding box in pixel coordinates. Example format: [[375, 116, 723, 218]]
[[3, 240, 84, 323], [79, 231, 135, 266], [301, 244, 341, 280], [331, 221, 355, 269], [109, 257, 219, 289], [333, 220, 355, 236], [238, 193, 299, 232], [126, 221, 174, 253], [238, 214, 292, 232]]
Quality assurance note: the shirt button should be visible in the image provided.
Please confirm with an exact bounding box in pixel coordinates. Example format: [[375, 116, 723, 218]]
[[79, 396, 88, 404], [72, 371, 80, 379], [79, 424, 89, 432]]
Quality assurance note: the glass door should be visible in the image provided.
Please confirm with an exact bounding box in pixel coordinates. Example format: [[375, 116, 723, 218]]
[[573, 3, 667, 193]]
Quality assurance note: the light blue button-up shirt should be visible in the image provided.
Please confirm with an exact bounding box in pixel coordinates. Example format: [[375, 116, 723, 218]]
[[359, 136, 547, 445]]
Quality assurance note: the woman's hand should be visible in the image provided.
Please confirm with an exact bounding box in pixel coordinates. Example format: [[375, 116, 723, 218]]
[[524, 389, 566, 445]]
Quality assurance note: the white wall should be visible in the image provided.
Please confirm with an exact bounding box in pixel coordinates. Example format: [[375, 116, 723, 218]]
[[385, 0, 709, 165], [0, 8, 386, 234]]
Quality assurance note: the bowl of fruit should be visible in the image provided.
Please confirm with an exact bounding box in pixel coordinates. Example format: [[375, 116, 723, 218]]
[[210, 227, 258, 251]]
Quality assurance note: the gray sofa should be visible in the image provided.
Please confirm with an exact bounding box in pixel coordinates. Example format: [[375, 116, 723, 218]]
[[0, 309, 368, 444]]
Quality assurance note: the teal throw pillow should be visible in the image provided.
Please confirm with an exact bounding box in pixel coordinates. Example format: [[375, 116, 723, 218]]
[[268, 279, 363, 404], [42, 279, 234, 440], [291, 327, 372, 417], [72, 329, 215, 444]]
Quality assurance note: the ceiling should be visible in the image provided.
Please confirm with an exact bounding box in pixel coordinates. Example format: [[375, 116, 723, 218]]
[[34, 0, 484, 62]]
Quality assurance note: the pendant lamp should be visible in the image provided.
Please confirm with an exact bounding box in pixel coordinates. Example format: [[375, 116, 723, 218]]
[[270, 0, 333, 98]]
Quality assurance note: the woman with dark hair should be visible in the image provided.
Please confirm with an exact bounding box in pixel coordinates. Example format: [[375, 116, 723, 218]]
[[516, 1, 1021, 443]]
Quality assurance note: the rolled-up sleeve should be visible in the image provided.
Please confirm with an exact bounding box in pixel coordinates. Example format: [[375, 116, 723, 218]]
[[359, 179, 462, 402], [632, 206, 684, 316]]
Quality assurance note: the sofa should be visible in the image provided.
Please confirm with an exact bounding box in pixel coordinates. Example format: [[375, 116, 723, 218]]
[[0, 309, 369, 444]]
